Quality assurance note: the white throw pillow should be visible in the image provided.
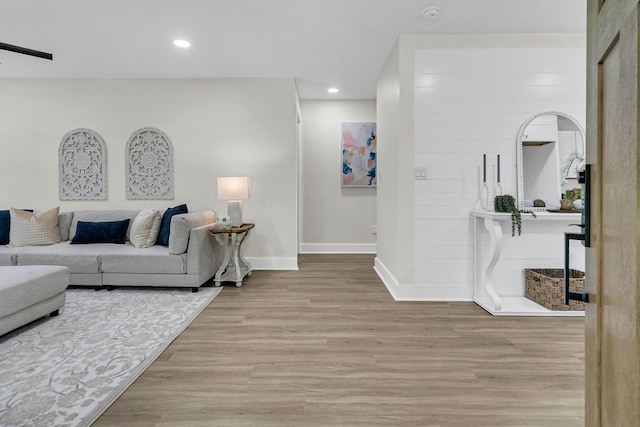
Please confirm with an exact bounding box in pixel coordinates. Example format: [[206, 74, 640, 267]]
[[10, 207, 61, 246], [129, 208, 159, 248], [146, 210, 162, 247]]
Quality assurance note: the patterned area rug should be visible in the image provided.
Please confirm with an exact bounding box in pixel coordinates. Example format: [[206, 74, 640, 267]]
[[0, 286, 222, 427]]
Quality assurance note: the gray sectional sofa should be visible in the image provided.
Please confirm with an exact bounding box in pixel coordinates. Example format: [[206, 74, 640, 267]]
[[0, 209, 221, 291]]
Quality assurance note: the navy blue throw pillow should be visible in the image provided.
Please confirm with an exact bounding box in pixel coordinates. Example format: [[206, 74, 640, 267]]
[[0, 210, 9, 245], [157, 204, 188, 247], [71, 219, 130, 244], [0, 209, 33, 245]]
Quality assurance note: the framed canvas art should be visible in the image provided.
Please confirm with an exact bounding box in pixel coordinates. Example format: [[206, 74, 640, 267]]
[[341, 122, 376, 187]]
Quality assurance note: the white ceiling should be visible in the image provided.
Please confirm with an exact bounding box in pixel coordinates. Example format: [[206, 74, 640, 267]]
[[0, 0, 586, 100]]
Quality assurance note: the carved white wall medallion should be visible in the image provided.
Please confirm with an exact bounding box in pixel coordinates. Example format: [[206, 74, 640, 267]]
[[126, 127, 174, 200], [59, 128, 107, 200]]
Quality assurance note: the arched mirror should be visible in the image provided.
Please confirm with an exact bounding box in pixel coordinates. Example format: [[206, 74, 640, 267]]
[[516, 111, 585, 210]]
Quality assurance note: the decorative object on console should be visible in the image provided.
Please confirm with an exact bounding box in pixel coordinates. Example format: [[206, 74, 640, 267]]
[[126, 127, 174, 200], [565, 188, 581, 200], [494, 195, 522, 236], [59, 128, 107, 201], [480, 153, 489, 209], [478, 153, 502, 210], [546, 199, 562, 210], [483, 153, 487, 183], [215, 215, 233, 230], [533, 199, 546, 207], [341, 122, 377, 187], [560, 198, 574, 211], [218, 177, 250, 227], [495, 154, 502, 196]]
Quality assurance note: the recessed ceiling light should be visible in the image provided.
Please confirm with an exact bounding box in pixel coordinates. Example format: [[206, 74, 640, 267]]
[[423, 7, 440, 19], [328, 88, 339, 93], [173, 39, 191, 48]]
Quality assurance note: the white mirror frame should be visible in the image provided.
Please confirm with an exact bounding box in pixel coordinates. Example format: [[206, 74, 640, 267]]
[[516, 111, 586, 210]]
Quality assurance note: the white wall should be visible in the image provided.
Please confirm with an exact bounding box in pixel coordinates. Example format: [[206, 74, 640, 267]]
[[0, 78, 299, 269], [374, 39, 416, 287], [376, 34, 587, 300], [299, 100, 377, 253]]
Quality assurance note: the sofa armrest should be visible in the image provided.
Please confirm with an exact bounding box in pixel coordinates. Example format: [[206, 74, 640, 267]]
[[185, 224, 222, 276], [168, 210, 216, 255]]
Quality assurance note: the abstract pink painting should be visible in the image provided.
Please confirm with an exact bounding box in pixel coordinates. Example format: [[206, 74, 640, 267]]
[[341, 122, 376, 187]]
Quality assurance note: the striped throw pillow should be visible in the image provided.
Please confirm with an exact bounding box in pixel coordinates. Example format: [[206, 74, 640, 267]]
[[129, 208, 160, 248]]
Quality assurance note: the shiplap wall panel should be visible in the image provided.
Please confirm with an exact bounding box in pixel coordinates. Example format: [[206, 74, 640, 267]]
[[413, 46, 586, 298]]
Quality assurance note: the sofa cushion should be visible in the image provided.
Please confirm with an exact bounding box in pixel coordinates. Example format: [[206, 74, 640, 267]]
[[69, 210, 139, 242], [10, 207, 61, 247], [168, 210, 216, 255], [58, 211, 74, 241], [157, 204, 188, 247], [0, 245, 31, 266], [71, 220, 130, 245], [100, 244, 186, 274], [129, 208, 159, 248], [16, 242, 109, 273]]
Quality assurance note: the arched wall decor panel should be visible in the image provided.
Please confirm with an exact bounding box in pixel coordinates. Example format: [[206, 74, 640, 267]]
[[59, 128, 107, 200], [126, 127, 174, 200]]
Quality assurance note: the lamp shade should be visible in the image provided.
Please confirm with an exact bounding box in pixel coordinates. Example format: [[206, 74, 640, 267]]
[[217, 176, 250, 200]]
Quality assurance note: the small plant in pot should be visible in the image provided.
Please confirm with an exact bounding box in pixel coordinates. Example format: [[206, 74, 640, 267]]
[[494, 194, 522, 236]]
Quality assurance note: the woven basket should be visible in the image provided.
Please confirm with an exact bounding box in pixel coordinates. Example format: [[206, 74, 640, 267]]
[[524, 269, 585, 311]]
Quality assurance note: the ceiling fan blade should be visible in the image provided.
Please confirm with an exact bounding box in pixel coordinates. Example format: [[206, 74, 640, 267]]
[[0, 42, 53, 60]]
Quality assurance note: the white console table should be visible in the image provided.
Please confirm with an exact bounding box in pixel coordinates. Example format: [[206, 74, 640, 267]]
[[471, 210, 585, 316]]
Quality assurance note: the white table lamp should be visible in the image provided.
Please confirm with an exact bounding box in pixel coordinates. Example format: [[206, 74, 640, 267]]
[[218, 176, 250, 226]]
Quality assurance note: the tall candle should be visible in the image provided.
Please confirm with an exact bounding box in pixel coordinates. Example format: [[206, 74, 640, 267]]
[[497, 154, 501, 183], [483, 154, 486, 183]]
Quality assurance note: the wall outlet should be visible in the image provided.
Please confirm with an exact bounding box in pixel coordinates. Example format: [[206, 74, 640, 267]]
[[371, 225, 377, 234], [415, 167, 427, 180]]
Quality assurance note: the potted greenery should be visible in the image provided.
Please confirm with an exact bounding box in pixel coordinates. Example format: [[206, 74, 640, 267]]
[[494, 194, 522, 236]]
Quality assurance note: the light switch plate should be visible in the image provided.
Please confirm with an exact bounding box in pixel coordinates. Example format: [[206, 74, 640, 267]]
[[415, 167, 427, 180]]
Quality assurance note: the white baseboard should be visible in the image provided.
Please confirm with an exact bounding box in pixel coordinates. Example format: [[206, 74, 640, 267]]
[[300, 243, 376, 254], [247, 257, 298, 270], [374, 257, 472, 301]]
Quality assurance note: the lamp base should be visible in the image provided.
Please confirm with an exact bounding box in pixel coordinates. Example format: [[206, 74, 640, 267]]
[[227, 200, 243, 227]]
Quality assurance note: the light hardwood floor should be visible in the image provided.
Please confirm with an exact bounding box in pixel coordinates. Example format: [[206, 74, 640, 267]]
[[94, 254, 585, 427]]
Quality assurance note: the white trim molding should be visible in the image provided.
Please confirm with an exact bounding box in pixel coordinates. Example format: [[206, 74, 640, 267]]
[[247, 257, 298, 270], [374, 257, 472, 302], [300, 243, 376, 254]]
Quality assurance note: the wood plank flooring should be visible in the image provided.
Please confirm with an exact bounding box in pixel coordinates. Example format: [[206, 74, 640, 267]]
[[94, 254, 585, 427]]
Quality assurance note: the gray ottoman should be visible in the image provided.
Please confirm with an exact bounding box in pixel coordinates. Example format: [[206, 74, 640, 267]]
[[0, 265, 69, 336]]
